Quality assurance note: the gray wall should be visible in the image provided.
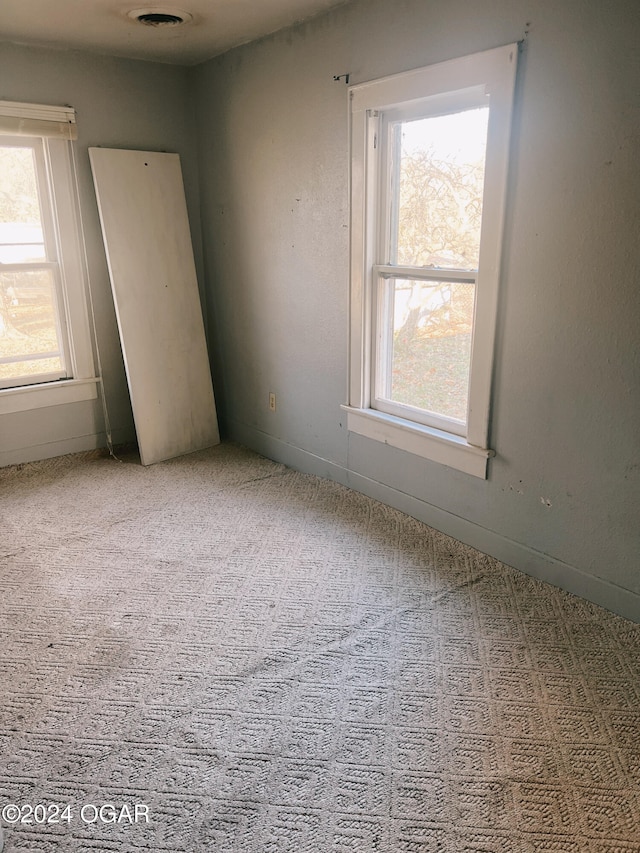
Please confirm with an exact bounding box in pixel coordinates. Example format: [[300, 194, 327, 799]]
[[193, 0, 640, 619], [0, 42, 204, 465], [1, 1, 638, 620]]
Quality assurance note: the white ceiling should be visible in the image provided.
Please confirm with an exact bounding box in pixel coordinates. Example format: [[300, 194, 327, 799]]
[[0, 0, 348, 66]]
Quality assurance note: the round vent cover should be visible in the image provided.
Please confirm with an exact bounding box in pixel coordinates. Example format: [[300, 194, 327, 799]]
[[127, 8, 193, 26]]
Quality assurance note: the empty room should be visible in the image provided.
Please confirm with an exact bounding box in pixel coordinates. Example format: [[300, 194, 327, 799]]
[[0, 0, 639, 850]]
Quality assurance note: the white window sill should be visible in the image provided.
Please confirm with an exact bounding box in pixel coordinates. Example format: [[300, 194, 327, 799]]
[[341, 405, 493, 479], [0, 377, 99, 415]]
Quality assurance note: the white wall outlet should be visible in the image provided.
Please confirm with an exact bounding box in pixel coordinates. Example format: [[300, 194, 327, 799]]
[[269, 392, 276, 411]]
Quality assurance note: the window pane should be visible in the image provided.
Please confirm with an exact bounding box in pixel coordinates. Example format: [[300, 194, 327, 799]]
[[0, 269, 64, 382], [386, 278, 475, 422], [392, 108, 489, 270], [0, 145, 46, 262]]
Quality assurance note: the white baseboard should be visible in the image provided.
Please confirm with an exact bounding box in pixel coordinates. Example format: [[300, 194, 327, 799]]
[[229, 420, 640, 624]]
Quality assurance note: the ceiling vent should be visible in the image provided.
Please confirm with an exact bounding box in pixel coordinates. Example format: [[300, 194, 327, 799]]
[[127, 8, 193, 27]]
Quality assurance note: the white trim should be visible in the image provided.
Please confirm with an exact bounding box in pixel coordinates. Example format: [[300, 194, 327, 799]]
[[0, 377, 98, 415], [47, 138, 94, 379], [0, 130, 96, 396], [0, 100, 77, 140], [350, 44, 517, 112], [347, 44, 518, 474], [341, 404, 491, 478], [375, 264, 477, 282]]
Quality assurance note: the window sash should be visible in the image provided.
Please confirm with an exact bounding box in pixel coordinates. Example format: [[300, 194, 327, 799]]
[[0, 137, 60, 263], [0, 367, 68, 392], [0, 264, 70, 390], [372, 94, 490, 435], [371, 269, 476, 436], [0, 136, 72, 388], [380, 91, 490, 272]]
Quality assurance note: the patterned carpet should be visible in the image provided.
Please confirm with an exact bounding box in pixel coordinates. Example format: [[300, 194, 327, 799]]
[[0, 442, 639, 852]]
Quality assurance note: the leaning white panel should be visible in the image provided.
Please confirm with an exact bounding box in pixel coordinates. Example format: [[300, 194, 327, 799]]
[[89, 147, 219, 465]]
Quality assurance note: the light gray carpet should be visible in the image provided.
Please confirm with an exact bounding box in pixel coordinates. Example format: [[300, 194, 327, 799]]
[[0, 443, 639, 852]]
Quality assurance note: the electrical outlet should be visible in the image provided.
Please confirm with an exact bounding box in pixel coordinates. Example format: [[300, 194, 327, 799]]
[[269, 392, 276, 412]]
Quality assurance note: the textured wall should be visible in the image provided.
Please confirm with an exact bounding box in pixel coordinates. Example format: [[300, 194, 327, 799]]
[[0, 42, 203, 464], [193, 0, 640, 617]]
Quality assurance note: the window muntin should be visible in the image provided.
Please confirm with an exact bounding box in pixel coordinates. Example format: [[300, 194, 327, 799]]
[[0, 136, 71, 388]]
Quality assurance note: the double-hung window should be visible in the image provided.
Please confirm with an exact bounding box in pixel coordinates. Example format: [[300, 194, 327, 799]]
[[344, 45, 518, 477], [0, 101, 95, 410]]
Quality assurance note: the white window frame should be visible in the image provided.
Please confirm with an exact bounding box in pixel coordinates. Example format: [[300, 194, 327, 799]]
[[343, 45, 518, 478], [0, 101, 97, 414]]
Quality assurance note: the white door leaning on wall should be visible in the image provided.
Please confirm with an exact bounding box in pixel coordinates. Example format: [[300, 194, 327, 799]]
[[90, 147, 219, 465]]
